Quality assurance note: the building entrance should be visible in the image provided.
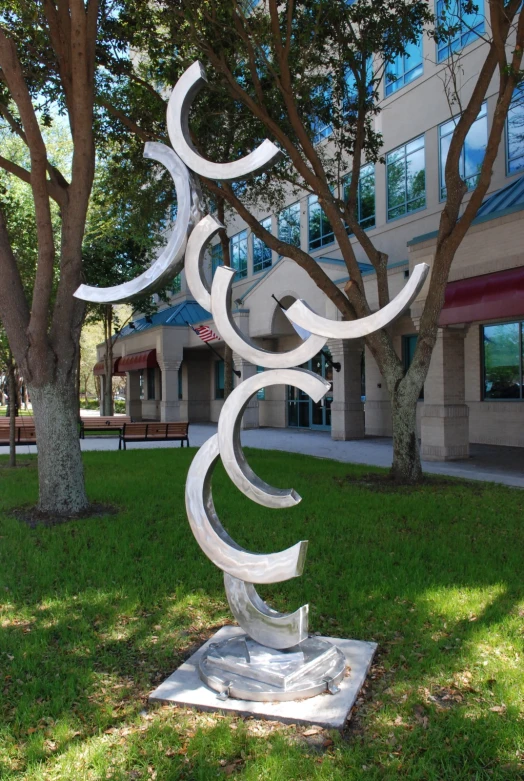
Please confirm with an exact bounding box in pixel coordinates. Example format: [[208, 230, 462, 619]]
[[287, 350, 333, 430]]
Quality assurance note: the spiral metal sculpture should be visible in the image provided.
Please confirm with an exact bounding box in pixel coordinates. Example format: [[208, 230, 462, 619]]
[[75, 61, 429, 702]]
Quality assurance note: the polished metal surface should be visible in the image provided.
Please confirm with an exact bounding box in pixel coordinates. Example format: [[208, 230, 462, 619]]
[[185, 433, 308, 584], [218, 369, 329, 508], [211, 266, 328, 368], [184, 213, 223, 312], [199, 634, 347, 702], [284, 262, 430, 339], [74, 142, 201, 304], [224, 572, 308, 649], [167, 61, 283, 181]]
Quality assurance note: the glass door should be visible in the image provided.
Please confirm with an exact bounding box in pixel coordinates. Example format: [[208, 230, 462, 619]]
[[287, 350, 333, 431]]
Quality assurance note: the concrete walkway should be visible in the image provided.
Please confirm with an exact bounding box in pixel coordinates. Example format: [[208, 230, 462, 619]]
[[3, 423, 524, 489]]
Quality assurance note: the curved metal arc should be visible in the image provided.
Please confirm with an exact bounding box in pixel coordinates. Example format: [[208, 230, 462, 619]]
[[211, 266, 328, 368], [166, 60, 283, 181], [284, 262, 430, 339], [224, 573, 308, 650], [185, 214, 224, 311], [74, 142, 199, 304], [185, 434, 308, 584], [218, 369, 330, 509]]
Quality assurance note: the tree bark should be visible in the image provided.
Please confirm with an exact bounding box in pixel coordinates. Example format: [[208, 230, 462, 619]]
[[29, 379, 88, 515], [8, 352, 16, 468], [390, 395, 422, 483]]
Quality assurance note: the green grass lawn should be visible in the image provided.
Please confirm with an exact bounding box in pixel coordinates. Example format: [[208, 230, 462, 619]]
[[0, 449, 523, 780]]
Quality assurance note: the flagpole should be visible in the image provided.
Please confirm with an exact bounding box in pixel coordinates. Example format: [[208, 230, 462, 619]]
[[184, 321, 241, 377]]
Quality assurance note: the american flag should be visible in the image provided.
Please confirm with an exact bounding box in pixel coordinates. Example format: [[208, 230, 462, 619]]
[[193, 324, 219, 343]]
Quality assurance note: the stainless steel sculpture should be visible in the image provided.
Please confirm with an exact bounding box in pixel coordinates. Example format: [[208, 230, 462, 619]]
[[74, 61, 429, 703]]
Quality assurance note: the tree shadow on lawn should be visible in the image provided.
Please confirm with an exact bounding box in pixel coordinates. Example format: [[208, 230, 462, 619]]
[[0, 448, 523, 779]]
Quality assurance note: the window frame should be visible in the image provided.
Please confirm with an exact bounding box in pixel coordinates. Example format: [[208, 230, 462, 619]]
[[277, 202, 301, 255], [343, 162, 376, 233], [308, 194, 335, 251], [436, 0, 485, 63], [252, 217, 273, 274], [438, 102, 487, 201], [385, 35, 424, 97], [386, 134, 426, 222], [230, 229, 248, 279], [481, 321, 524, 402], [506, 85, 524, 176]]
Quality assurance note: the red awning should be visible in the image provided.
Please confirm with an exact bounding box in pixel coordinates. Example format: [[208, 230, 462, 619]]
[[117, 349, 158, 373], [439, 267, 524, 326], [93, 358, 125, 376]]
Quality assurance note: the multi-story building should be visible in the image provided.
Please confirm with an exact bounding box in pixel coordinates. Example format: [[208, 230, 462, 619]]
[[96, 3, 524, 458]]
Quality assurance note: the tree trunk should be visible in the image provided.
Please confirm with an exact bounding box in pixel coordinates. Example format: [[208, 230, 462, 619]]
[[29, 379, 88, 515], [8, 353, 16, 468], [390, 392, 422, 483], [103, 305, 114, 416]]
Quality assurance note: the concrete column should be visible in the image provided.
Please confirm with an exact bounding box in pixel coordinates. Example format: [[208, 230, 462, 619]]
[[421, 327, 469, 461], [328, 339, 365, 440], [233, 353, 259, 429], [364, 345, 392, 436], [126, 372, 142, 421], [158, 360, 182, 422]]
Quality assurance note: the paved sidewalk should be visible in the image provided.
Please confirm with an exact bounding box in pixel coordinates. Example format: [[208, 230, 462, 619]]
[[3, 423, 524, 489]]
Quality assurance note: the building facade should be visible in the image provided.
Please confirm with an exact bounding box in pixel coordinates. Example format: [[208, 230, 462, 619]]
[[97, 4, 524, 458]]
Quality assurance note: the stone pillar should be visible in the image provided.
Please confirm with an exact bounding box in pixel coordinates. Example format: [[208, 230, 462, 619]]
[[364, 345, 392, 436], [158, 360, 182, 422], [126, 372, 142, 421], [328, 339, 365, 440], [421, 327, 469, 461], [233, 353, 259, 429]]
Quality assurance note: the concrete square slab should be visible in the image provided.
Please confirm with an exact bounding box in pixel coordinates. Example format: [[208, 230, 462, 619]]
[[149, 625, 377, 729]]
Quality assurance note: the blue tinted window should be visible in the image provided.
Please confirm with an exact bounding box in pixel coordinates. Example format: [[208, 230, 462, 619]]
[[436, 0, 484, 62], [278, 202, 301, 251], [215, 360, 225, 399], [256, 366, 265, 400], [253, 217, 272, 273], [386, 136, 426, 220], [439, 103, 487, 200], [172, 274, 181, 294], [308, 195, 334, 250], [385, 36, 423, 96], [507, 86, 524, 175], [230, 230, 248, 279], [343, 163, 376, 231], [211, 243, 223, 277]]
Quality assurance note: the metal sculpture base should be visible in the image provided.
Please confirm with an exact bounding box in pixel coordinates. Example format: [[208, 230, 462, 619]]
[[199, 634, 346, 703]]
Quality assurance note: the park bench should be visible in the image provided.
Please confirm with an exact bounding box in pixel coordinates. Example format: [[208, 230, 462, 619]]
[[119, 422, 189, 450], [80, 416, 131, 438], [0, 423, 37, 446], [0, 416, 35, 427]]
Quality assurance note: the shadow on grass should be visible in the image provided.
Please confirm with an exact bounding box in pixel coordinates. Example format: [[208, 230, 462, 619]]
[[0, 448, 523, 779]]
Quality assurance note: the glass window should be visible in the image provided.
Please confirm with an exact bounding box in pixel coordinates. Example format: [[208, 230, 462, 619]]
[[278, 202, 301, 251], [343, 57, 374, 117], [172, 274, 181, 294], [211, 243, 223, 277], [253, 217, 273, 273], [178, 363, 183, 400], [386, 135, 426, 220], [483, 322, 522, 399], [147, 367, 155, 400], [507, 86, 524, 175], [256, 366, 265, 400], [439, 103, 487, 200], [436, 0, 485, 63], [308, 195, 334, 250], [230, 230, 248, 279], [343, 163, 376, 231], [215, 360, 225, 400], [311, 83, 333, 144], [385, 36, 423, 96]]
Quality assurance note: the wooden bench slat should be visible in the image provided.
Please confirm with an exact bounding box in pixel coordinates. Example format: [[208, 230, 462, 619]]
[[119, 422, 189, 450]]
